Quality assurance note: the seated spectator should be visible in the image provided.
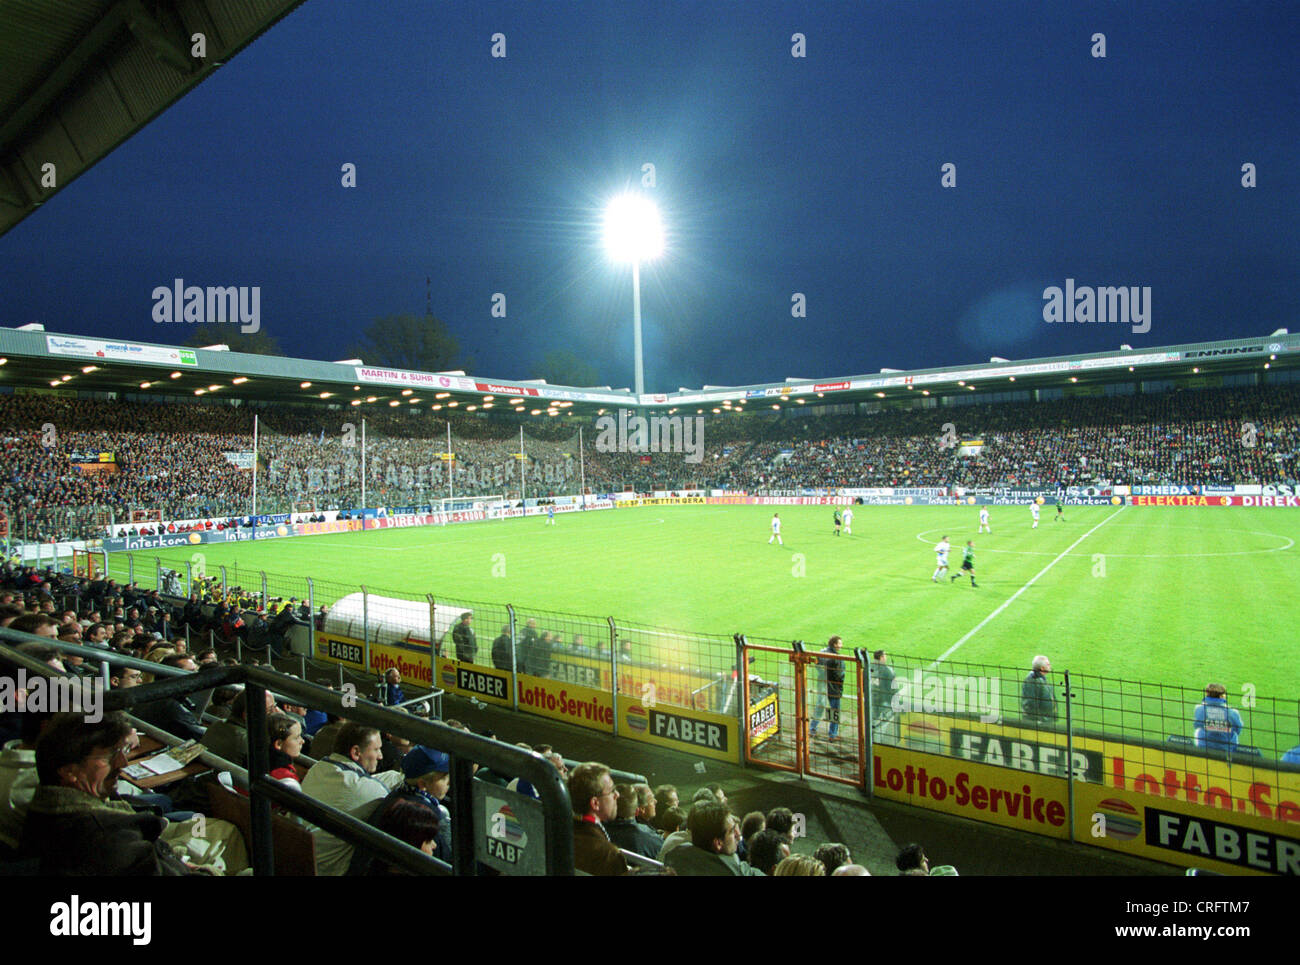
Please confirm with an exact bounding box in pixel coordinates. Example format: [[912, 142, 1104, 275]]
[[832, 864, 871, 876], [738, 810, 765, 861], [300, 722, 405, 876], [1193, 683, 1244, 751], [896, 843, 929, 876], [133, 654, 206, 740], [8, 613, 59, 639], [363, 795, 443, 875], [653, 783, 679, 825], [664, 802, 764, 876], [267, 714, 305, 790], [746, 828, 791, 876], [774, 854, 826, 876], [21, 712, 193, 875], [0, 707, 49, 849], [633, 783, 658, 830], [569, 762, 628, 876], [378, 711, 414, 774], [109, 665, 144, 689], [206, 685, 240, 719], [814, 842, 852, 876], [604, 783, 664, 860], [201, 688, 276, 766], [766, 806, 795, 844], [309, 714, 346, 758]]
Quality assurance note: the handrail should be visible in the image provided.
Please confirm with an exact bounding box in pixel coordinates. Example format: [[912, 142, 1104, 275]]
[[0, 640, 575, 876]]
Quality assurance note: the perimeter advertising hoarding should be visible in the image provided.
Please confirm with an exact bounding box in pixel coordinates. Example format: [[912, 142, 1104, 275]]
[[474, 781, 546, 875], [1131, 494, 1300, 507], [514, 672, 614, 732], [1073, 780, 1299, 876], [543, 653, 722, 713], [871, 743, 1071, 839], [617, 696, 739, 763], [314, 630, 434, 687], [898, 713, 1300, 826], [435, 656, 511, 707]]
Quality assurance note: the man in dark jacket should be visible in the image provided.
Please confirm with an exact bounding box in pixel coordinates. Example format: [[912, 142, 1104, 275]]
[[491, 626, 517, 672], [604, 783, 664, 860], [810, 635, 845, 741], [21, 711, 193, 875], [570, 762, 628, 876], [452, 612, 476, 664], [1020, 655, 1056, 724], [134, 655, 207, 740]]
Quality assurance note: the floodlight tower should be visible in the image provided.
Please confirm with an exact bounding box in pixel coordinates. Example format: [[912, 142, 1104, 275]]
[[603, 193, 664, 397]]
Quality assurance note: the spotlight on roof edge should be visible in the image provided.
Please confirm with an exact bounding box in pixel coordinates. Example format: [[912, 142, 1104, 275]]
[[990, 357, 1009, 363]]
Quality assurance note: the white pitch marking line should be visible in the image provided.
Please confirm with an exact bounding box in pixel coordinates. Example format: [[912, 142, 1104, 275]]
[[928, 506, 1127, 670]]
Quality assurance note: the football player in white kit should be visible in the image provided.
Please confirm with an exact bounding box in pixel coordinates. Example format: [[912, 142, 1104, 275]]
[[978, 507, 991, 533], [1031, 501, 1040, 528], [769, 513, 783, 545], [842, 506, 853, 535], [932, 535, 951, 582]]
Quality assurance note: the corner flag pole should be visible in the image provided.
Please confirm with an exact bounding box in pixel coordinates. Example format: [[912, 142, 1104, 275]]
[[520, 425, 526, 503], [360, 418, 367, 529], [579, 426, 586, 508], [448, 421, 454, 502]]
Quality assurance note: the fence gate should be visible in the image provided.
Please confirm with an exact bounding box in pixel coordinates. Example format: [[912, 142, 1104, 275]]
[[742, 638, 867, 788]]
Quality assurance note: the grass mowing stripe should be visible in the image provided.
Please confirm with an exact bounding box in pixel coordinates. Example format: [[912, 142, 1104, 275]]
[[928, 506, 1127, 670]]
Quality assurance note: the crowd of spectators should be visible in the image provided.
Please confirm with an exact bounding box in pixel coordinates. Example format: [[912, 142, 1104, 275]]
[[2, 384, 1298, 541]]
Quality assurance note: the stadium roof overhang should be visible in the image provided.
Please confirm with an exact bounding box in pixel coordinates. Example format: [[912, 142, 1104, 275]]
[[1, 325, 1297, 419], [0, 0, 307, 240]]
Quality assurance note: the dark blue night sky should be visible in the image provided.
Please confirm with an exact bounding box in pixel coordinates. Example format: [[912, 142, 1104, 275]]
[[2, 0, 1297, 392]]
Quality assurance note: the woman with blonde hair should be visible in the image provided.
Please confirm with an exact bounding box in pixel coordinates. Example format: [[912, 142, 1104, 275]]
[[773, 853, 826, 876]]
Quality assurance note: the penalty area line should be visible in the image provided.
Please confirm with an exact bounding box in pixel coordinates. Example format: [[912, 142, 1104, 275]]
[[928, 506, 1126, 670]]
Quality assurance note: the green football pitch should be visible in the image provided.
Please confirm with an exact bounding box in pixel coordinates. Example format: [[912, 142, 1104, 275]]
[[110, 504, 1300, 754]]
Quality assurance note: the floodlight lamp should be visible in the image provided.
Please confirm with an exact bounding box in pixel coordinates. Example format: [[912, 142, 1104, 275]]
[[603, 194, 664, 263]]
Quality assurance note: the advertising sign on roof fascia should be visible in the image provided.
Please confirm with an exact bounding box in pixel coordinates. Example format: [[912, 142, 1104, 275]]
[[47, 335, 198, 367]]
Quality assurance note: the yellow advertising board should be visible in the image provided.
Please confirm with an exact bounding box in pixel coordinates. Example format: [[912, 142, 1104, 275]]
[[640, 496, 706, 505], [748, 690, 780, 750], [545, 654, 722, 713], [872, 742, 1071, 838], [1073, 780, 1300, 876], [894, 713, 1300, 828], [515, 672, 614, 732], [614, 499, 643, 508], [617, 695, 739, 763], [434, 657, 512, 707], [314, 630, 433, 688]]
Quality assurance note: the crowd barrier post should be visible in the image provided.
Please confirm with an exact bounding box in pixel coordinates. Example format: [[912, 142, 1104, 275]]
[[261, 570, 268, 606], [154, 557, 161, 588], [506, 603, 519, 710], [185, 560, 193, 598], [1064, 668, 1076, 843], [98, 547, 109, 577], [306, 577, 315, 640], [220, 565, 227, 598], [607, 616, 619, 738], [127, 553, 134, 585], [361, 584, 371, 675]]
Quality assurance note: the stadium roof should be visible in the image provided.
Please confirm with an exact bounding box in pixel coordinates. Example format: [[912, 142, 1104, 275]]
[[1, 324, 1296, 418], [0, 0, 306, 240]]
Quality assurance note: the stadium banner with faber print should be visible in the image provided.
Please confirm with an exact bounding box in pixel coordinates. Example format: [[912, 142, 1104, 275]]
[[616, 696, 740, 763], [872, 743, 1071, 839], [898, 713, 1300, 827], [514, 672, 614, 732], [313, 630, 434, 688], [1073, 780, 1300, 877], [545, 653, 722, 713], [435, 656, 511, 706]]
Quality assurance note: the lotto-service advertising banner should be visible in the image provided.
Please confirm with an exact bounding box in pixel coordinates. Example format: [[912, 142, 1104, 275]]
[[872, 743, 1071, 839], [514, 672, 614, 732], [543, 653, 723, 713], [897, 713, 1300, 827], [1073, 780, 1300, 876], [314, 630, 433, 687], [616, 695, 740, 763], [435, 657, 512, 707]]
